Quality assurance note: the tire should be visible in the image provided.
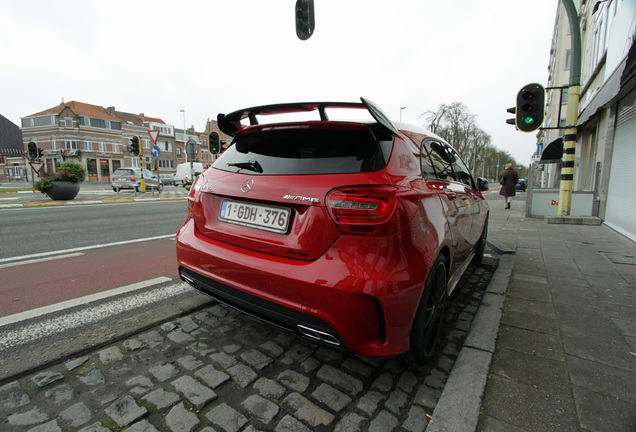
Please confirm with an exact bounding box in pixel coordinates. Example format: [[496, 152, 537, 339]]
[[472, 216, 488, 264], [407, 255, 448, 365]]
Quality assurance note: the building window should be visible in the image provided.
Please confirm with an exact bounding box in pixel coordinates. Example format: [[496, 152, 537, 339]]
[[84, 140, 93, 151], [51, 137, 57, 150], [100, 142, 107, 152], [32, 116, 55, 127], [89, 118, 106, 128], [564, 49, 571, 70], [65, 139, 77, 149], [86, 159, 98, 176], [561, 91, 569, 105], [64, 118, 73, 129], [112, 142, 120, 153]]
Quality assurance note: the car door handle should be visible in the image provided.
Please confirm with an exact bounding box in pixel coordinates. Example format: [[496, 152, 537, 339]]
[[444, 191, 457, 200]]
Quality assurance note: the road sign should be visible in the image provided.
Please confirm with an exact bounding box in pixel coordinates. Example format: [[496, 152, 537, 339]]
[[186, 138, 198, 160], [148, 130, 160, 144], [151, 145, 161, 159], [29, 162, 44, 173]]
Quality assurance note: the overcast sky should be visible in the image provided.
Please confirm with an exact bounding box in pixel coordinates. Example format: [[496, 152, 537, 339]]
[[0, 0, 558, 165]]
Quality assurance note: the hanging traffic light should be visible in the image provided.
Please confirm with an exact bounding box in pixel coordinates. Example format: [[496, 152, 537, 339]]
[[27, 142, 38, 161], [208, 131, 221, 155], [295, 0, 315, 40], [516, 83, 545, 132], [130, 136, 140, 156]]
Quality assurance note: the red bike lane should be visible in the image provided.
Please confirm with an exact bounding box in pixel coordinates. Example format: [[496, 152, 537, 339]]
[[0, 238, 179, 318]]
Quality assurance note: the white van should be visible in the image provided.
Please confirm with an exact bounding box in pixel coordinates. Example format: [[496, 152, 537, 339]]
[[174, 162, 204, 186]]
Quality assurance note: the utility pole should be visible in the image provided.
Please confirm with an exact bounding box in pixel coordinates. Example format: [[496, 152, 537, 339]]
[[558, 0, 582, 216]]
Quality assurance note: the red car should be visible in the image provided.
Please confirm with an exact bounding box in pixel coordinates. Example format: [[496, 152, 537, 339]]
[[176, 98, 489, 364]]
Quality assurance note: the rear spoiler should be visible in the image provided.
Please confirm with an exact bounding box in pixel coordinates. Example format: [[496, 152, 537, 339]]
[[217, 97, 399, 137]]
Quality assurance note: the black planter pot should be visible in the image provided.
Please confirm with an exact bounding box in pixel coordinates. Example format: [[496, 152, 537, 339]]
[[45, 181, 81, 200]]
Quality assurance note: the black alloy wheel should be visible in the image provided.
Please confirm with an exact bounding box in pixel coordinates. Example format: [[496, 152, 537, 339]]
[[407, 255, 448, 366]]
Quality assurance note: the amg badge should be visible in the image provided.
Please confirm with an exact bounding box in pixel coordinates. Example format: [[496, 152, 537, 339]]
[[283, 195, 320, 204]]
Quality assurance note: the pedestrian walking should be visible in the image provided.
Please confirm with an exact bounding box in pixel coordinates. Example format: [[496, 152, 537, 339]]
[[499, 163, 519, 209]]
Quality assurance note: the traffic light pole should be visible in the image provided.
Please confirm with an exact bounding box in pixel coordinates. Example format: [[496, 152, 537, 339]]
[[140, 146, 146, 193], [557, 0, 581, 216]]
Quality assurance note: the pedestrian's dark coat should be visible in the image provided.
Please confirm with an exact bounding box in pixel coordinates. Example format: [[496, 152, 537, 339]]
[[499, 168, 519, 197]]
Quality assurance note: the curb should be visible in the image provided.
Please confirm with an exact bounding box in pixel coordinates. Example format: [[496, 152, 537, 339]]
[[427, 254, 513, 432]]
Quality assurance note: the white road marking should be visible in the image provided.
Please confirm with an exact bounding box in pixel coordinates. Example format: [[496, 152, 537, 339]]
[[0, 279, 195, 350], [0, 234, 176, 265], [0, 252, 84, 269], [0, 276, 172, 327]]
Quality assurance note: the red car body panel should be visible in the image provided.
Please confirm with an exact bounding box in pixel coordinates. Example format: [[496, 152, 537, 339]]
[[176, 101, 488, 359]]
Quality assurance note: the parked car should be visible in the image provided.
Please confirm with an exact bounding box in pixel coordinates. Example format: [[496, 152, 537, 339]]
[[175, 162, 204, 186], [176, 98, 489, 364], [111, 167, 159, 191], [159, 174, 175, 186], [515, 179, 527, 192]]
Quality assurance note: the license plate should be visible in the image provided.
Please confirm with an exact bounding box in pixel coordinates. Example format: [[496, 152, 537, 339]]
[[219, 200, 291, 234]]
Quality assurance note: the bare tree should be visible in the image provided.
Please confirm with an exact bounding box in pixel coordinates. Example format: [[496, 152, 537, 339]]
[[421, 102, 519, 179]]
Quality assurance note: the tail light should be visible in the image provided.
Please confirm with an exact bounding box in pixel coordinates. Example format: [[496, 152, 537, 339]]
[[327, 186, 418, 236], [186, 174, 204, 217], [131, 176, 136, 181]]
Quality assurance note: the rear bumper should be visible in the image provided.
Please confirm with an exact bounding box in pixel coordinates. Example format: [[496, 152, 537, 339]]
[[176, 218, 431, 358]]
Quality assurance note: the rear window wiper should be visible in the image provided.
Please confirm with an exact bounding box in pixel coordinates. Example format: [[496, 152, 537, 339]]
[[227, 160, 263, 173]]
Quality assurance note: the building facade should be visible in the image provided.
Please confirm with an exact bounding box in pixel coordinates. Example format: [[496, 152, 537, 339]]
[[538, 0, 636, 241], [20, 101, 177, 182], [0, 114, 25, 181]]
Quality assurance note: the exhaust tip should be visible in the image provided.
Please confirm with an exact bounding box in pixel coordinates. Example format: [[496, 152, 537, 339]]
[[297, 325, 341, 346], [180, 271, 197, 288]]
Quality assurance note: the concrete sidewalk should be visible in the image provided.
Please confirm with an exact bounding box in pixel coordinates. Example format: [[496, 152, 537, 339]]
[[478, 197, 636, 431]]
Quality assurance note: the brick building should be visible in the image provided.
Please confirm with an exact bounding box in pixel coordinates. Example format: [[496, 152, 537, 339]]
[[20, 101, 177, 182]]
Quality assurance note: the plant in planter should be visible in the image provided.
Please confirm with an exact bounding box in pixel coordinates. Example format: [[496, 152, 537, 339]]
[[34, 162, 87, 200]]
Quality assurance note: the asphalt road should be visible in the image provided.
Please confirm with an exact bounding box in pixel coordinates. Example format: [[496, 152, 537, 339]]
[[0, 200, 187, 260]]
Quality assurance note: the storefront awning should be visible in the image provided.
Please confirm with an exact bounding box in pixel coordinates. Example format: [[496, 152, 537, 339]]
[[540, 137, 563, 162], [61, 149, 81, 156]]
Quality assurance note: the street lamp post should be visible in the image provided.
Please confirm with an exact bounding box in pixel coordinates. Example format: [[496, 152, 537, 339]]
[[400, 107, 406, 122], [180, 110, 188, 165]]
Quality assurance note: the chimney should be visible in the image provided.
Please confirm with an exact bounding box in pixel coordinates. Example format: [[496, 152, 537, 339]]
[[106, 107, 115, 115]]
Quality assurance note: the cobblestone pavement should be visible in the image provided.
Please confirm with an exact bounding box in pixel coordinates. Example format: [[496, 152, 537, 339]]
[[0, 261, 496, 432]]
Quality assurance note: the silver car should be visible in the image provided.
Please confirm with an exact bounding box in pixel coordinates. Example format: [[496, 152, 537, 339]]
[[111, 168, 159, 191]]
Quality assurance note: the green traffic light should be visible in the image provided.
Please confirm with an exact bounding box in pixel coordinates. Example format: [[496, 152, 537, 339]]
[[523, 116, 535, 125]]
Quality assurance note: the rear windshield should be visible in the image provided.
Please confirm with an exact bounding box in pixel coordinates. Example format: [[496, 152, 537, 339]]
[[213, 126, 391, 175], [113, 169, 136, 176]]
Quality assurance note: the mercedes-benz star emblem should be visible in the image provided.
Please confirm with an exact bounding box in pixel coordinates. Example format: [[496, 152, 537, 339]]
[[241, 179, 254, 193]]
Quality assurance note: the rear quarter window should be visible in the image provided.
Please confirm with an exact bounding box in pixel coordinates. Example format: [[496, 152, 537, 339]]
[[214, 126, 391, 175]]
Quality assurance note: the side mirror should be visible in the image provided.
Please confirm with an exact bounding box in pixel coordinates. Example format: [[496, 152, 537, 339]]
[[476, 177, 489, 192]]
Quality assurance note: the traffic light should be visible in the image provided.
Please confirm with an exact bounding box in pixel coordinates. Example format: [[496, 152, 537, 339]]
[[27, 142, 37, 160], [38, 148, 44, 159], [516, 83, 545, 132], [295, 0, 315, 40], [208, 131, 221, 155], [130, 136, 140, 156]]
